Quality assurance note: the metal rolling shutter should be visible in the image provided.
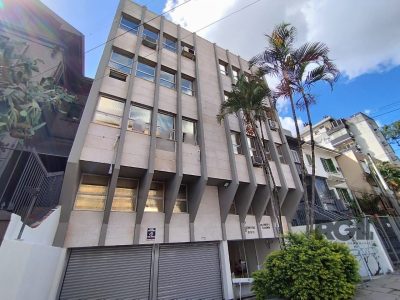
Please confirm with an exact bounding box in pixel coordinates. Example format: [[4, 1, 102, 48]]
[[157, 242, 223, 299], [60, 245, 152, 300]]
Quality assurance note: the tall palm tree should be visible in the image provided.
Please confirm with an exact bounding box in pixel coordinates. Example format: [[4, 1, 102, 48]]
[[250, 23, 338, 233], [217, 74, 285, 246], [291, 59, 339, 229]]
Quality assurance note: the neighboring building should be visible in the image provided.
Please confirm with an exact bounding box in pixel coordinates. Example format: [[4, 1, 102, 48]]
[[0, 0, 92, 241], [302, 113, 399, 164], [53, 1, 302, 298], [286, 134, 353, 225]]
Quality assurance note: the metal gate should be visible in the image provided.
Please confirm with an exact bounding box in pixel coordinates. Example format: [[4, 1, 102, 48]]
[[157, 242, 223, 299], [59, 245, 153, 300]]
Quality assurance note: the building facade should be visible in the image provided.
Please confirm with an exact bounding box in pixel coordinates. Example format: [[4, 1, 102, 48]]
[[53, 1, 302, 298], [302, 113, 399, 165]]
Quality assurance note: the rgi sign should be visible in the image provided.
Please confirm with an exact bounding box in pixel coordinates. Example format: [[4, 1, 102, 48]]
[[315, 220, 373, 241]]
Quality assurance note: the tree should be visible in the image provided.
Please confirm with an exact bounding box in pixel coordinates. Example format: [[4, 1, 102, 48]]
[[217, 74, 285, 246], [378, 161, 400, 193], [0, 36, 76, 143], [290, 57, 339, 229], [250, 23, 338, 233], [381, 120, 400, 146]]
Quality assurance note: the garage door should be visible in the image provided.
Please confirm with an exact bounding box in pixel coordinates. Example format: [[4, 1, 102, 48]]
[[59, 245, 152, 300], [157, 243, 223, 299]]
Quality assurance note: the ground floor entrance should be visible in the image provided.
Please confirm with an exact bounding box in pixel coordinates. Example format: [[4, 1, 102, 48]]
[[59, 242, 223, 300]]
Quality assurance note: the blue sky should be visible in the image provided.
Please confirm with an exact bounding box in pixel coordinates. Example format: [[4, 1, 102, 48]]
[[42, 0, 400, 156]]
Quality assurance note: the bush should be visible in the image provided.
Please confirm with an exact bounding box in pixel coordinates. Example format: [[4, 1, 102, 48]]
[[252, 233, 360, 300]]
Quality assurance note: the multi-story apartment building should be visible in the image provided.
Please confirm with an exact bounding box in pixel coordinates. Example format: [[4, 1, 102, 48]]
[[0, 0, 92, 242], [286, 134, 353, 225], [302, 113, 399, 164], [53, 1, 302, 298]]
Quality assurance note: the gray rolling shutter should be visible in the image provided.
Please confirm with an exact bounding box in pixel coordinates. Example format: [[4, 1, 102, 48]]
[[60, 245, 152, 300], [157, 242, 222, 299]]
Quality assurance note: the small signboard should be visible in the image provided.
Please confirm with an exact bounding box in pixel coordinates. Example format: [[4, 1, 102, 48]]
[[147, 227, 156, 240]]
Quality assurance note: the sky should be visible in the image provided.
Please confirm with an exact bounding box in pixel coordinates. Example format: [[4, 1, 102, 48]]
[[41, 0, 400, 156]]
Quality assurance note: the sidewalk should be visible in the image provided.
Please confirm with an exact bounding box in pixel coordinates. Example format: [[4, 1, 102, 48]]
[[355, 273, 400, 299]]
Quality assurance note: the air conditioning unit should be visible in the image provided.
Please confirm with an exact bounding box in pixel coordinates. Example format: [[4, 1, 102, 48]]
[[182, 46, 195, 60], [251, 155, 263, 167], [269, 119, 278, 130], [142, 35, 157, 49]]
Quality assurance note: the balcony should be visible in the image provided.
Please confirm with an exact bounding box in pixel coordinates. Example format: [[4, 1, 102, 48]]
[[331, 132, 353, 147]]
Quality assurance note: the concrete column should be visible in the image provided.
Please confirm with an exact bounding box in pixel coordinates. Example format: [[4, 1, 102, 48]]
[[219, 241, 234, 300], [188, 33, 208, 241], [213, 44, 239, 228]]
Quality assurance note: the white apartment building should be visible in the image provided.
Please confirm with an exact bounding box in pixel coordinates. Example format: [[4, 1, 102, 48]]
[[302, 113, 399, 164], [51, 1, 303, 299]]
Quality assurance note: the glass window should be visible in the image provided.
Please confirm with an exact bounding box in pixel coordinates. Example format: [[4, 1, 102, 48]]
[[182, 119, 196, 144], [142, 27, 159, 42], [157, 112, 175, 140], [109, 50, 133, 74], [232, 68, 239, 82], [74, 175, 108, 211], [264, 141, 272, 160], [160, 68, 176, 89], [136, 60, 156, 82], [219, 61, 228, 75], [163, 35, 177, 52], [119, 15, 140, 35], [337, 188, 352, 203], [231, 132, 242, 155], [174, 185, 188, 213], [247, 136, 257, 157], [321, 158, 337, 173], [306, 154, 312, 165], [93, 96, 124, 128], [181, 76, 194, 96], [276, 144, 286, 164], [128, 105, 152, 134], [145, 182, 164, 212], [291, 149, 301, 163], [111, 178, 138, 212]]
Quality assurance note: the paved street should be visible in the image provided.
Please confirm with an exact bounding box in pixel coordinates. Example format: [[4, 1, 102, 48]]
[[356, 273, 400, 299]]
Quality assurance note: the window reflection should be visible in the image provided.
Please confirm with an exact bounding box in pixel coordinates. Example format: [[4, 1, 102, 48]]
[[111, 178, 138, 212], [74, 175, 109, 211], [93, 96, 124, 128], [160, 69, 176, 89], [174, 184, 188, 213], [145, 182, 164, 212], [157, 113, 175, 140], [182, 119, 196, 144], [136, 60, 156, 82], [128, 105, 151, 134], [109, 51, 133, 74], [120, 15, 139, 35], [181, 77, 194, 96]]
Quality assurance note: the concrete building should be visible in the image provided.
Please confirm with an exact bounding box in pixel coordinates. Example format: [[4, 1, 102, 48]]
[[53, 1, 302, 298], [0, 0, 92, 242], [286, 134, 353, 225], [302, 113, 399, 164]]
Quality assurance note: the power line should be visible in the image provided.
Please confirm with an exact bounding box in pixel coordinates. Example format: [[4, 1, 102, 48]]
[[371, 107, 400, 119]]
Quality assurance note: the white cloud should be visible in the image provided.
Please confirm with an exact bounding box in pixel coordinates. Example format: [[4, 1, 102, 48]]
[[364, 109, 371, 115], [279, 116, 304, 137], [164, 0, 400, 79]]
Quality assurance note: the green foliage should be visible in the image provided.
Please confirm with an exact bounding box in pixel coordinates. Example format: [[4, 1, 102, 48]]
[[357, 193, 384, 215], [378, 161, 400, 192], [252, 233, 360, 300], [381, 120, 400, 146], [0, 36, 76, 140]]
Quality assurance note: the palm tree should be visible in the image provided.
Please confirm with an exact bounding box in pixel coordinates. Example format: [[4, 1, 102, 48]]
[[250, 23, 339, 233], [291, 58, 339, 229], [217, 74, 285, 246]]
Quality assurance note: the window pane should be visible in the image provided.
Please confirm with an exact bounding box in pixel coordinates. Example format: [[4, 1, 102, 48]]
[[120, 16, 139, 34], [74, 175, 108, 211], [97, 97, 124, 116], [177, 185, 187, 200], [145, 182, 164, 212], [143, 28, 159, 41], [173, 200, 187, 213], [160, 69, 175, 89], [110, 51, 132, 74], [112, 179, 137, 212], [182, 119, 196, 144], [163, 37, 177, 52], [128, 105, 151, 134], [231, 132, 241, 154], [219, 63, 227, 75], [232, 69, 239, 81], [136, 61, 155, 81], [94, 112, 122, 128], [157, 113, 174, 140], [181, 78, 193, 96]]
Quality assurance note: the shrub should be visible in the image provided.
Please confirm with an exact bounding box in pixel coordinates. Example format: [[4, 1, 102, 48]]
[[252, 233, 360, 300]]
